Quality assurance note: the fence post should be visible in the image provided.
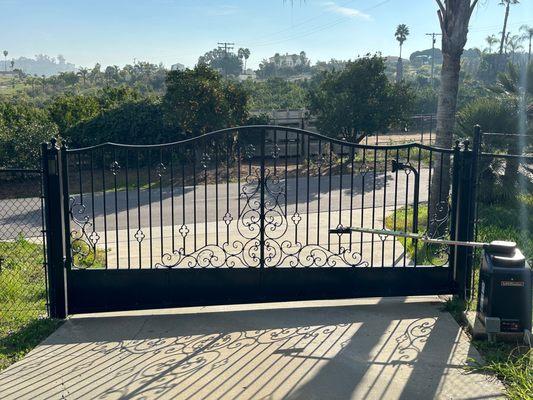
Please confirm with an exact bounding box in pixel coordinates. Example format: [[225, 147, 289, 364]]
[[448, 140, 461, 283], [453, 126, 481, 300], [42, 139, 68, 318]]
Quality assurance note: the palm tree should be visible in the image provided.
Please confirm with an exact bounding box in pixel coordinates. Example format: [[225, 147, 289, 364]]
[[394, 24, 409, 82], [77, 67, 89, 86], [3, 50, 8, 71], [237, 48, 245, 73], [430, 0, 478, 235], [242, 48, 250, 72], [520, 24, 533, 63], [485, 35, 498, 53], [505, 34, 523, 63], [498, 1, 520, 55]]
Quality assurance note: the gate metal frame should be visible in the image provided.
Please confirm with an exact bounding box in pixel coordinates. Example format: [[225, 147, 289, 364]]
[[41, 126, 478, 317]]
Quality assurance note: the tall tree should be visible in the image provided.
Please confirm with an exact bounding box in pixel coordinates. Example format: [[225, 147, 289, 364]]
[[198, 48, 242, 77], [308, 55, 414, 142], [505, 34, 523, 63], [520, 24, 533, 63], [3, 50, 8, 72], [242, 48, 250, 71], [395, 24, 409, 82], [485, 34, 498, 53], [498, 1, 519, 55], [77, 67, 89, 86], [237, 48, 245, 73], [430, 0, 478, 215]]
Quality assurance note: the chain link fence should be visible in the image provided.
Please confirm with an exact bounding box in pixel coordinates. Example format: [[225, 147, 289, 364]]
[[0, 169, 49, 341]]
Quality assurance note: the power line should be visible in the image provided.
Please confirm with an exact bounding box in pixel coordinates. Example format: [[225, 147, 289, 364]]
[[240, 0, 391, 48]]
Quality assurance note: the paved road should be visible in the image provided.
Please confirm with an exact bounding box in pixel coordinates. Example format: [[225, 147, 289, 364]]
[[0, 171, 430, 240], [3, 162, 531, 243], [0, 297, 505, 399]]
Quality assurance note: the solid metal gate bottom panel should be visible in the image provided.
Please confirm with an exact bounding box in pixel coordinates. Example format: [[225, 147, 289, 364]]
[[67, 268, 454, 314]]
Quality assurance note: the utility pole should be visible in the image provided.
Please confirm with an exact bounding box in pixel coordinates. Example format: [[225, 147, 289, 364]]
[[217, 42, 234, 78], [425, 33, 441, 87]]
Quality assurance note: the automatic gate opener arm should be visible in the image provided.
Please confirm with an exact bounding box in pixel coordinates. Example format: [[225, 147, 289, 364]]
[[328, 226, 514, 252]]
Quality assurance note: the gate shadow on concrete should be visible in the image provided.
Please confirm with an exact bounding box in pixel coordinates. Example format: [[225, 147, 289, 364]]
[[0, 298, 503, 399]]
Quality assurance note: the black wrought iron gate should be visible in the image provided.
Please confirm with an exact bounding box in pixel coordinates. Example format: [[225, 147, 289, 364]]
[[42, 126, 470, 316]]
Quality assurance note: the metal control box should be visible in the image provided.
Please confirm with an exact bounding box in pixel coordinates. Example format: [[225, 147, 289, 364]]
[[478, 241, 532, 333]]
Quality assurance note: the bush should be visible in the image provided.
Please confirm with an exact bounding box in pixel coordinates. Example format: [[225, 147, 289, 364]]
[[63, 98, 178, 147], [0, 99, 58, 169], [163, 65, 249, 135]]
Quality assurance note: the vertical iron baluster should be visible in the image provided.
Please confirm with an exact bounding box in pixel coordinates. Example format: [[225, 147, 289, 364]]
[[427, 150, 433, 234], [273, 129, 277, 175], [294, 133, 300, 243], [338, 144, 344, 253], [226, 133, 230, 246], [349, 146, 355, 252], [317, 140, 322, 245], [381, 150, 388, 267], [204, 142, 208, 248], [327, 142, 333, 251], [101, 148, 108, 268], [392, 149, 400, 266], [125, 149, 131, 269], [237, 138, 241, 218], [181, 153, 186, 255], [90, 150, 95, 247], [215, 139, 219, 246], [438, 153, 444, 203], [113, 148, 119, 269], [306, 136, 310, 246], [148, 150, 153, 268], [403, 147, 411, 267], [370, 149, 377, 266], [284, 130, 288, 217], [259, 128, 266, 269], [170, 150, 175, 254], [136, 151, 141, 269], [77, 153, 83, 204], [159, 148, 164, 261], [360, 148, 366, 256], [193, 149, 197, 252]]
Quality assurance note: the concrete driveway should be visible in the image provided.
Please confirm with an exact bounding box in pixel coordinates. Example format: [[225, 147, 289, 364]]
[[0, 296, 504, 399]]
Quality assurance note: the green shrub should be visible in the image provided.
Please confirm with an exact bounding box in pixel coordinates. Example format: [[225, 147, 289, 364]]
[[0, 99, 58, 169]]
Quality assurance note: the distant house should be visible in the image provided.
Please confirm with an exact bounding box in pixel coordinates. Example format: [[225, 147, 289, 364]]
[[171, 63, 186, 71], [269, 53, 302, 68]]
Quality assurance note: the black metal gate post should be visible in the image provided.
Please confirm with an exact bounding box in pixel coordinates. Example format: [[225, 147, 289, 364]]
[[42, 139, 68, 318], [448, 140, 461, 284], [453, 126, 481, 300]]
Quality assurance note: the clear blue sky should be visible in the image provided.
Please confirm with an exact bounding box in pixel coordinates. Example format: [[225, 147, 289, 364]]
[[1, 0, 532, 69]]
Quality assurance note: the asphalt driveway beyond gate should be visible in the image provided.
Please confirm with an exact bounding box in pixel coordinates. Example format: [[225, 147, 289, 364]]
[[0, 296, 505, 399]]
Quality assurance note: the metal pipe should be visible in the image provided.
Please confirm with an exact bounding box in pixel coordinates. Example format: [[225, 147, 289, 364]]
[[329, 226, 490, 248]]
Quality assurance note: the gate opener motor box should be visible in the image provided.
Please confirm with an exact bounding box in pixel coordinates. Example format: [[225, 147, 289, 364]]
[[477, 241, 532, 334]]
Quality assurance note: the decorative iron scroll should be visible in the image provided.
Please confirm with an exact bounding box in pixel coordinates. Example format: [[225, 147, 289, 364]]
[[423, 200, 451, 267], [156, 165, 262, 268], [69, 197, 100, 269], [157, 160, 367, 268]]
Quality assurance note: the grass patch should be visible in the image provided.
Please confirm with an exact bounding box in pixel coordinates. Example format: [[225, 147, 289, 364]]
[[71, 239, 107, 269], [0, 235, 61, 371], [384, 203, 449, 265], [444, 298, 532, 400], [0, 318, 62, 371]]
